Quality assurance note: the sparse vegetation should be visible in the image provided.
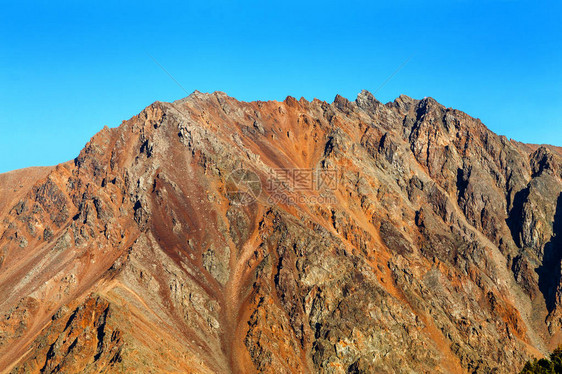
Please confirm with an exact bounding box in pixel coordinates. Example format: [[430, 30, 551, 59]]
[[520, 347, 562, 373]]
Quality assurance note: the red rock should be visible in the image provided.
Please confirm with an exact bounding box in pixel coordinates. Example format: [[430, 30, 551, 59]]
[[0, 91, 561, 373]]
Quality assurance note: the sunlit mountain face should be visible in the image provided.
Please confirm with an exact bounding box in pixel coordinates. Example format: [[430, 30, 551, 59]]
[[1, 91, 561, 374]]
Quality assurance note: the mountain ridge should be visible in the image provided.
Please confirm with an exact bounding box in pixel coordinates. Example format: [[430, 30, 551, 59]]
[[1, 90, 561, 373]]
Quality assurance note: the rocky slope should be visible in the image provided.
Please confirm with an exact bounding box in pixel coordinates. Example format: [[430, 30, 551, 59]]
[[0, 91, 561, 373]]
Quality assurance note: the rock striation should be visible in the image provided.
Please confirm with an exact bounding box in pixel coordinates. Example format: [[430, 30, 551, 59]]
[[0, 91, 561, 373]]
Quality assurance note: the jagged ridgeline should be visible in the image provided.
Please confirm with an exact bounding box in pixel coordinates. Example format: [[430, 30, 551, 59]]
[[0, 91, 561, 373]]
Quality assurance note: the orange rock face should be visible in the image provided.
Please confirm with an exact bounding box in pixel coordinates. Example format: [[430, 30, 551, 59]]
[[0, 91, 561, 373]]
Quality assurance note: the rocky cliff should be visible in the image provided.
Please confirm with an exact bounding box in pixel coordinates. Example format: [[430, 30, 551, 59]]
[[0, 91, 561, 373]]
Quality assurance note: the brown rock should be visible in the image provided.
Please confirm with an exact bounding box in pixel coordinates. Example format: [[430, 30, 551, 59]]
[[0, 91, 561, 373]]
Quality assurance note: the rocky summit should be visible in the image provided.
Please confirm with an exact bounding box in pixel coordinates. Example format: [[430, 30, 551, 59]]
[[1, 91, 561, 373]]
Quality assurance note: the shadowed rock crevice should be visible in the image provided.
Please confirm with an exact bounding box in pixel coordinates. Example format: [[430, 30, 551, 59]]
[[507, 186, 531, 248], [537, 194, 562, 312]]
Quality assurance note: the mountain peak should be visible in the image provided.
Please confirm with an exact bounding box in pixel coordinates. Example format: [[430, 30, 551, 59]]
[[1, 91, 560, 373]]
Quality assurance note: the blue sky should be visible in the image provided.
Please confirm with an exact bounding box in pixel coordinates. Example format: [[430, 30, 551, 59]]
[[1, 0, 560, 173]]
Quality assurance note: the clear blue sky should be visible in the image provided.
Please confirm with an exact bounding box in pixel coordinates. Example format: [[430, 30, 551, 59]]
[[1, 0, 560, 173]]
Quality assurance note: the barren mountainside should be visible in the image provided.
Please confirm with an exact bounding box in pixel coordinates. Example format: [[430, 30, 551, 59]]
[[0, 91, 561, 373]]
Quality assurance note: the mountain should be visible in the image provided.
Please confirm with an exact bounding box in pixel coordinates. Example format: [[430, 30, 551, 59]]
[[0, 91, 561, 373]]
